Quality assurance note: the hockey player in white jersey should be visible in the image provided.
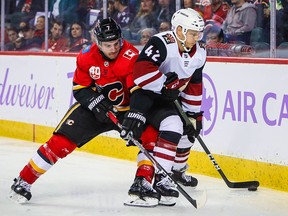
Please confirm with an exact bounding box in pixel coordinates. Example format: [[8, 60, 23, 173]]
[[120, 8, 206, 207]]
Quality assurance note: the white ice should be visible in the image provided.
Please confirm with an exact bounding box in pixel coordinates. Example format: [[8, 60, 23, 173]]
[[0, 137, 287, 216]]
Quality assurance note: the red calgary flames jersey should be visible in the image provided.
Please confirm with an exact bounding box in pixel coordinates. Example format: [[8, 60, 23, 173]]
[[73, 40, 139, 110]]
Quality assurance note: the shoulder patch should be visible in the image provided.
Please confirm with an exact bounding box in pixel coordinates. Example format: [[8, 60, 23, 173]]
[[123, 49, 138, 60], [162, 33, 176, 44], [82, 44, 92, 54]]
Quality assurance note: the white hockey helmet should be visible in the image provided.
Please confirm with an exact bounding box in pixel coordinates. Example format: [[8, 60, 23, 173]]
[[171, 8, 205, 32], [171, 8, 204, 51]]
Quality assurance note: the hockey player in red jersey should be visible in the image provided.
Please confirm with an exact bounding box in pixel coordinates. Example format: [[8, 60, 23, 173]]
[[8, 18, 141, 204], [121, 8, 206, 207]]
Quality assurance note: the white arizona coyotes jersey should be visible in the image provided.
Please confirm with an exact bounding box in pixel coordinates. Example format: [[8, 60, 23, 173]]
[[132, 31, 206, 113]]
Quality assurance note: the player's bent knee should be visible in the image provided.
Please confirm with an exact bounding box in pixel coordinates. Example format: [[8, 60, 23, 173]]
[[160, 115, 183, 134], [47, 134, 77, 159]]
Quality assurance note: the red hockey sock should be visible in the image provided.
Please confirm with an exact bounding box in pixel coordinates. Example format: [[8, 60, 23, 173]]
[[136, 164, 155, 183], [19, 134, 77, 184]]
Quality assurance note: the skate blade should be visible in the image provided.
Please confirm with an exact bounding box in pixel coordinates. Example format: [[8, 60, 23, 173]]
[[124, 194, 158, 208], [8, 190, 28, 204], [159, 196, 176, 206]]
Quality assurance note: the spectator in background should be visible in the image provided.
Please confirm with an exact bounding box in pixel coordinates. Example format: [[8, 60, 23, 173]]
[[222, 0, 257, 44], [154, 0, 175, 25], [203, 21, 255, 57], [204, 23, 224, 44], [77, 0, 97, 26], [139, 27, 158, 45], [113, 0, 134, 29], [18, 20, 29, 30], [202, 0, 230, 24], [49, 0, 79, 26], [4, 27, 19, 51], [9, 0, 45, 29], [98, 0, 117, 22], [42, 20, 69, 52], [182, 0, 204, 16], [128, 0, 158, 34], [33, 15, 46, 43], [108, 0, 118, 17], [129, 0, 140, 12], [16, 24, 43, 51], [66, 21, 89, 52], [182, 0, 194, 9], [253, 1, 284, 46], [158, 21, 171, 32]]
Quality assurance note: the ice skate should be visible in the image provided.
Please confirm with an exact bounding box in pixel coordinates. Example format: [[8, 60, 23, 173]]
[[124, 176, 160, 207], [172, 165, 198, 187], [153, 173, 179, 206], [8, 177, 32, 204]]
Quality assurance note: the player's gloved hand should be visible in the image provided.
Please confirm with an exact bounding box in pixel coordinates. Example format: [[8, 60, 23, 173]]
[[87, 94, 116, 123], [184, 111, 203, 138], [120, 110, 146, 140], [187, 134, 195, 143], [161, 72, 180, 102]]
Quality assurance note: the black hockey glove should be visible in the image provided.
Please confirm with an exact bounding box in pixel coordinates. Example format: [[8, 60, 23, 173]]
[[87, 94, 115, 123], [120, 110, 146, 140], [184, 111, 204, 139], [161, 72, 180, 102]]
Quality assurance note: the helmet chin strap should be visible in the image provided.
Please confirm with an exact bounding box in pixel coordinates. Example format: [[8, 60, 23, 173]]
[[173, 28, 191, 52]]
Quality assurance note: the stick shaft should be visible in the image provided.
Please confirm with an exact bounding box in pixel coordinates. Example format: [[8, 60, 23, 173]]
[[107, 111, 200, 208], [174, 100, 259, 189]]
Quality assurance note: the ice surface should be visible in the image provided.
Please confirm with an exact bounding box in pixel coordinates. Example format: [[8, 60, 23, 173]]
[[0, 137, 287, 216]]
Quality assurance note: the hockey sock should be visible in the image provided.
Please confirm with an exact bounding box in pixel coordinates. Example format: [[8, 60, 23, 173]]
[[173, 147, 191, 171], [136, 141, 155, 183], [134, 126, 158, 183], [20, 134, 77, 184], [136, 164, 155, 183], [153, 131, 181, 172], [140, 125, 158, 148], [172, 135, 194, 171]]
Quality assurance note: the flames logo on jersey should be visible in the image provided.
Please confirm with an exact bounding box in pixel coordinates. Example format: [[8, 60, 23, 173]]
[[89, 66, 101, 80], [162, 33, 175, 44], [123, 49, 137, 60]]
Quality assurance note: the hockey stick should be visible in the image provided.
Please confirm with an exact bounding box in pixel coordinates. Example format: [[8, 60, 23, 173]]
[[107, 111, 206, 208], [174, 100, 260, 190]]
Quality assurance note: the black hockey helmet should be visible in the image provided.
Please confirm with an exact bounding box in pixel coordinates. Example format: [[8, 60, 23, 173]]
[[94, 18, 122, 42]]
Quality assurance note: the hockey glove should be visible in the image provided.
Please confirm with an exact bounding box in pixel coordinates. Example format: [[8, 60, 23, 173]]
[[120, 110, 146, 140], [161, 72, 180, 102], [184, 111, 204, 138], [87, 94, 115, 123]]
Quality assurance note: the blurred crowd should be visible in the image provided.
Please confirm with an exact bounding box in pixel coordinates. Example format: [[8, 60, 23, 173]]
[[1, 0, 288, 57]]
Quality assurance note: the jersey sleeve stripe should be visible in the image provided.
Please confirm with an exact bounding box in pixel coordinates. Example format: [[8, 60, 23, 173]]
[[181, 97, 202, 106], [180, 91, 202, 101], [130, 85, 141, 93], [73, 84, 88, 91], [134, 71, 166, 92], [181, 100, 201, 113]]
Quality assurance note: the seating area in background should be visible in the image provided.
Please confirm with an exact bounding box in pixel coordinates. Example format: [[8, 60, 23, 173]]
[[0, 0, 287, 57]]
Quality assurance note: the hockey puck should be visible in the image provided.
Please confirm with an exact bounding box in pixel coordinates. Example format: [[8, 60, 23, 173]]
[[248, 187, 257, 191]]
